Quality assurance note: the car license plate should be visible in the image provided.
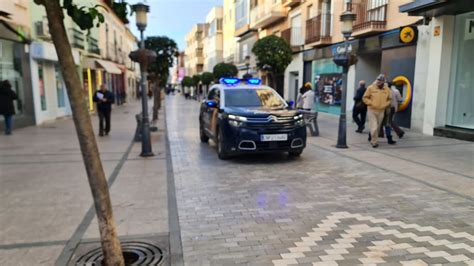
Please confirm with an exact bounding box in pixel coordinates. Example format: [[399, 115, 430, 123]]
[[260, 134, 288, 142]]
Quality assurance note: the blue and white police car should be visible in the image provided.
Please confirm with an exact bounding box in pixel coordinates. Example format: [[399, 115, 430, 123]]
[[199, 78, 307, 160]]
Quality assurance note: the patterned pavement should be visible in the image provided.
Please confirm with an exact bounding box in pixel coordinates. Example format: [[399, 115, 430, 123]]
[[165, 95, 474, 265]]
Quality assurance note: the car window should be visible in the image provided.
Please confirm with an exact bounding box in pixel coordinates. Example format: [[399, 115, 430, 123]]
[[208, 88, 220, 102], [224, 88, 286, 108]]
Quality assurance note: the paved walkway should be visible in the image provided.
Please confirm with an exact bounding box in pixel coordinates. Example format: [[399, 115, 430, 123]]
[[0, 100, 170, 265], [0, 95, 472, 265], [166, 95, 473, 265]]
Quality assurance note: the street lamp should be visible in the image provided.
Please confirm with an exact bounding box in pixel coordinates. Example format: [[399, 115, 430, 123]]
[[335, 2, 356, 149], [130, 2, 155, 157], [243, 55, 252, 79]]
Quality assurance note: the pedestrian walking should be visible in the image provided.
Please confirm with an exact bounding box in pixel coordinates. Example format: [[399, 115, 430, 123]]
[[353, 80, 367, 133], [296, 86, 306, 109], [363, 74, 392, 148], [301, 83, 315, 111], [93, 84, 115, 137], [184, 86, 190, 99], [0, 80, 18, 135], [386, 85, 405, 139]]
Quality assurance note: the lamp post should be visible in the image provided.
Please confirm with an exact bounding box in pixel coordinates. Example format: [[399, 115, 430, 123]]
[[130, 2, 155, 157], [335, 2, 356, 149]]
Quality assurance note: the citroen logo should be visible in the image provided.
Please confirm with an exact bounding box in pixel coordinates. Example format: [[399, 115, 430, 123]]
[[268, 115, 278, 122]]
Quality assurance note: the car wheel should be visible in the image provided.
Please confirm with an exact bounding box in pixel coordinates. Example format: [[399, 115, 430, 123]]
[[217, 128, 230, 160], [199, 120, 209, 143], [289, 149, 303, 157]]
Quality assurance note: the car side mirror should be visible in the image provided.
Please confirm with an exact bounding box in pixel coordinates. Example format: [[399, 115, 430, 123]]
[[206, 100, 218, 108]]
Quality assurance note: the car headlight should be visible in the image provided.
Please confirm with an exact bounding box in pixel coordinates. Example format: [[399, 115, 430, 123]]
[[293, 114, 304, 120], [228, 114, 248, 122], [228, 120, 243, 127]]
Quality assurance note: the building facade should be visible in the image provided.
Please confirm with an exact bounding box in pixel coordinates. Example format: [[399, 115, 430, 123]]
[[204, 7, 224, 72], [185, 24, 207, 76], [223, 0, 237, 64], [0, 0, 35, 130], [235, 0, 259, 79], [400, 0, 473, 140]]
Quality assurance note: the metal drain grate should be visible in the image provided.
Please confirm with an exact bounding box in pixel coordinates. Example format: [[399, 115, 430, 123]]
[[75, 241, 164, 265]]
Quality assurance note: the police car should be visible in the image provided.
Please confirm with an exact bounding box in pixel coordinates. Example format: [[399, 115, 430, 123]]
[[199, 78, 307, 160]]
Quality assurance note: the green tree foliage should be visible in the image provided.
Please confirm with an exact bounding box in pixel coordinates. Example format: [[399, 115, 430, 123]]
[[192, 74, 201, 87], [182, 76, 193, 87], [213, 62, 238, 80], [200, 72, 214, 86], [145, 36, 178, 87], [252, 35, 292, 76]]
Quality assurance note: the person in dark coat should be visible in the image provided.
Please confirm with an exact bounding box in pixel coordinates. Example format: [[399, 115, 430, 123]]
[[0, 80, 18, 135], [93, 84, 115, 136], [352, 80, 367, 133]]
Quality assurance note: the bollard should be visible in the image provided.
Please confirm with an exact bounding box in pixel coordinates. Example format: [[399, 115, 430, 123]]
[[134, 114, 142, 142], [303, 111, 319, 137]]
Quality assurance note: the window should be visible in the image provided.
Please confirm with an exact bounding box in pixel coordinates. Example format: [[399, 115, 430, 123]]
[[307, 4, 314, 18], [208, 88, 220, 102], [217, 19, 223, 31], [224, 89, 285, 108]]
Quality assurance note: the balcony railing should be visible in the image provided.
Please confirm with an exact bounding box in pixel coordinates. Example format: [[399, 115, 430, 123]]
[[353, 0, 388, 32], [305, 13, 332, 44], [250, 1, 286, 29], [282, 27, 303, 48]]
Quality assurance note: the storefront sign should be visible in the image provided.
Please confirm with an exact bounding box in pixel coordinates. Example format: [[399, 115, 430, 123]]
[[31, 42, 80, 65], [465, 19, 474, 40], [399, 26, 417, 44], [334, 44, 353, 55]]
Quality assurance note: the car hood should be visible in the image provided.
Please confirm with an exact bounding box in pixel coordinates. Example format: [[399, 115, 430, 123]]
[[224, 106, 299, 118]]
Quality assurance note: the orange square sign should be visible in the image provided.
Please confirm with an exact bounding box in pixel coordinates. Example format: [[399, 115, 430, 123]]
[[434, 26, 441, 36]]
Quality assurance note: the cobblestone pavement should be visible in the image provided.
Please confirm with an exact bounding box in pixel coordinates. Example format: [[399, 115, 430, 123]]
[[166, 95, 474, 266]]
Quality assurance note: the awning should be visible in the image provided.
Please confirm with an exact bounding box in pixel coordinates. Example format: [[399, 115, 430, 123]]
[[0, 19, 31, 43], [96, 59, 122, 74], [400, 0, 474, 17]]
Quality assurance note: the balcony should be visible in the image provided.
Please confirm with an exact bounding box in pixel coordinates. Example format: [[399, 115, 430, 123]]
[[235, 23, 252, 37], [70, 28, 85, 49], [352, 0, 387, 35], [250, 1, 287, 29], [281, 27, 303, 51], [282, 0, 301, 8], [305, 13, 332, 46]]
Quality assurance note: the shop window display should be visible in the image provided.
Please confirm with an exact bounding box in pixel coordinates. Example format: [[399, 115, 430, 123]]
[[0, 40, 25, 116]]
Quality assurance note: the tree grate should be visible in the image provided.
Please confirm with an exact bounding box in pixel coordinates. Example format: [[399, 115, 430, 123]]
[[75, 241, 164, 265]]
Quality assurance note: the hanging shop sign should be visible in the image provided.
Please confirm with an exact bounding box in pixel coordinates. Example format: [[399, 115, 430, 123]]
[[392, 76, 412, 112], [399, 26, 418, 44]]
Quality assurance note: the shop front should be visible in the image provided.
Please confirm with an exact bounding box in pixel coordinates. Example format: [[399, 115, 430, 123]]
[[0, 21, 34, 130], [447, 11, 474, 130], [30, 41, 78, 124], [304, 28, 418, 128]]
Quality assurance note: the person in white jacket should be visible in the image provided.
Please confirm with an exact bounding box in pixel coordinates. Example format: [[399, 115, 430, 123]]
[[301, 83, 315, 111]]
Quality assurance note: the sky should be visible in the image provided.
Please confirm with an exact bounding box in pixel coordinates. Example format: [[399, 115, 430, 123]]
[[128, 0, 223, 50]]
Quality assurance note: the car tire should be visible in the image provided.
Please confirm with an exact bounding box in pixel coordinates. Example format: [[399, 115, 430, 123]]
[[200, 121, 209, 143], [216, 128, 230, 160], [289, 149, 303, 157]]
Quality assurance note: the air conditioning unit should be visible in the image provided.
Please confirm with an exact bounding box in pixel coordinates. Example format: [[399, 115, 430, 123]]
[[35, 20, 51, 40]]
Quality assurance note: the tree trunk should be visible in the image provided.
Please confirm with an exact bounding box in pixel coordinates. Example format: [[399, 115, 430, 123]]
[[40, 1, 124, 265]]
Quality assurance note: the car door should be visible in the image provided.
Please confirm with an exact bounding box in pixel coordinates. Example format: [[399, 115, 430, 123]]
[[203, 88, 219, 136]]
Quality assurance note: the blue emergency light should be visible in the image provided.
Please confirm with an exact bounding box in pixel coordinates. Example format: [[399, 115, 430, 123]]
[[246, 78, 261, 85], [220, 78, 240, 85]]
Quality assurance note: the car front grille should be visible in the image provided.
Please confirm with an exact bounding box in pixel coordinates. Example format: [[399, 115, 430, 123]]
[[244, 115, 298, 130]]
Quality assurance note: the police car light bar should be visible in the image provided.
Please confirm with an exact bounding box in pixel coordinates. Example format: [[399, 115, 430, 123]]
[[246, 78, 261, 85], [220, 78, 240, 85]]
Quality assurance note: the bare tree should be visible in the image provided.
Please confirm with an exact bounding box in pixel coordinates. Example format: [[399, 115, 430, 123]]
[[33, 0, 124, 264]]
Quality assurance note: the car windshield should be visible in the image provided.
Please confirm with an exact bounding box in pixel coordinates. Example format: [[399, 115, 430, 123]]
[[224, 88, 286, 108]]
